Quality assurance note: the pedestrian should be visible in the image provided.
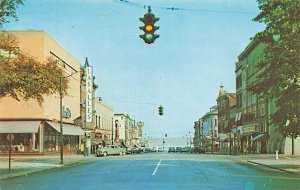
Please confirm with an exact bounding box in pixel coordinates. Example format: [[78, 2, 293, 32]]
[[86, 137, 91, 156], [28, 139, 33, 152], [243, 145, 247, 155], [102, 140, 106, 148]]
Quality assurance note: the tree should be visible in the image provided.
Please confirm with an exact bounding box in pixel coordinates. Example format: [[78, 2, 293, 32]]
[[250, 1, 300, 139], [0, 0, 23, 28], [0, 31, 69, 103]]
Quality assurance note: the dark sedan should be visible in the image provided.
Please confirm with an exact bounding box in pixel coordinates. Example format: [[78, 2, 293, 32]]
[[168, 147, 176, 153]]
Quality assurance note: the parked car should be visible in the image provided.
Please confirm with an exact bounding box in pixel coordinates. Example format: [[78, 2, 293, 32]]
[[152, 146, 159, 152], [190, 147, 205, 153], [127, 146, 143, 154], [176, 147, 182, 153], [168, 147, 176, 153], [144, 147, 152, 153], [181, 147, 190, 152], [95, 145, 126, 157], [158, 147, 163, 152]]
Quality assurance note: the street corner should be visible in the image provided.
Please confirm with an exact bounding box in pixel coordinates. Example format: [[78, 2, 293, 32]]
[[247, 159, 300, 175]]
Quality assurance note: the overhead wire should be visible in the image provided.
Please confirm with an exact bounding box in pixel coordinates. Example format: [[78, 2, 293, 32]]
[[112, 0, 256, 15]]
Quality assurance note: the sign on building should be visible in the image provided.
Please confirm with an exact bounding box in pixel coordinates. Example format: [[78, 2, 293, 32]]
[[85, 66, 93, 123]]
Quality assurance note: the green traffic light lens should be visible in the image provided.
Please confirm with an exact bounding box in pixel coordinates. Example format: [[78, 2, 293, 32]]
[[146, 34, 153, 40]]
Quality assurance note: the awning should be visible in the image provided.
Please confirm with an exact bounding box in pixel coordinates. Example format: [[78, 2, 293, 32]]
[[0, 121, 41, 133], [250, 134, 267, 142], [46, 121, 84, 136]]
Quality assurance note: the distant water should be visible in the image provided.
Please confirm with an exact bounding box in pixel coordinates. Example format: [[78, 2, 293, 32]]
[[145, 137, 189, 149]]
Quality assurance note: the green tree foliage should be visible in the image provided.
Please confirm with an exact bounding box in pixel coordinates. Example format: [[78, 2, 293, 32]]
[[0, 31, 69, 103], [250, 0, 300, 138], [0, 0, 23, 28]]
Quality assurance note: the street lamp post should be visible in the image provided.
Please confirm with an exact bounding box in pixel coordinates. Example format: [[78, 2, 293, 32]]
[[186, 134, 188, 148], [189, 132, 192, 148]]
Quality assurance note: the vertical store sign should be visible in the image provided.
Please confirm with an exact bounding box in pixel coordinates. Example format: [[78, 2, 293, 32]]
[[85, 66, 93, 123]]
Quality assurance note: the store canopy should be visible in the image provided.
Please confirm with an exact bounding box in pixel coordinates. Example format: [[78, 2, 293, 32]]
[[46, 121, 84, 136], [250, 134, 267, 142], [0, 121, 41, 133]]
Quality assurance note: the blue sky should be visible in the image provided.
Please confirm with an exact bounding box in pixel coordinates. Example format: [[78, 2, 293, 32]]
[[5, 0, 264, 138]]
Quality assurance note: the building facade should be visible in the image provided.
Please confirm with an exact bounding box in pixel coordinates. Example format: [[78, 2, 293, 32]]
[[0, 31, 84, 154], [114, 114, 139, 147], [202, 106, 218, 152], [193, 120, 201, 148], [93, 98, 114, 147], [236, 39, 288, 154], [216, 85, 237, 155]]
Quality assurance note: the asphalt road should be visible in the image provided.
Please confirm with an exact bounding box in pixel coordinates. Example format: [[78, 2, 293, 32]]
[[0, 153, 299, 190]]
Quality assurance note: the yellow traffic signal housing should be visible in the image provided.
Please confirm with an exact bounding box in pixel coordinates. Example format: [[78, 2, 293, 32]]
[[139, 6, 159, 44]]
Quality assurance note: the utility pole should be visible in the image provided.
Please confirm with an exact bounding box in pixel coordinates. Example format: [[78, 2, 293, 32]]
[[112, 117, 114, 145], [211, 119, 214, 154], [163, 134, 165, 150], [60, 75, 64, 164]]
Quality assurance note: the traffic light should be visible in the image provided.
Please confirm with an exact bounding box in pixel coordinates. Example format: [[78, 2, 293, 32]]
[[139, 6, 159, 44], [158, 105, 164, 116]]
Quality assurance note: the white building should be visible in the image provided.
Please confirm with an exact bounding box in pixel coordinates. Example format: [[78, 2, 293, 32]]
[[93, 98, 114, 145], [114, 114, 137, 147]]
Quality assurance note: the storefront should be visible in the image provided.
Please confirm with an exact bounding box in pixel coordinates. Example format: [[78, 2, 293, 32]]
[[0, 121, 41, 153], [44, 121, 84, 154], [238, 124, 267, 154], [0, 120, 84, 154], [250, 133, 268, 153]]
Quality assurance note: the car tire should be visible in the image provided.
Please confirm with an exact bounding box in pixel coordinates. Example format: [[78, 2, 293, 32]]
[[103, 152, 108, 157]]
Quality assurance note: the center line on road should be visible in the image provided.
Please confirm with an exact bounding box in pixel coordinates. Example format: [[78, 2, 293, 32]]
[[152, 159, 162, 176]]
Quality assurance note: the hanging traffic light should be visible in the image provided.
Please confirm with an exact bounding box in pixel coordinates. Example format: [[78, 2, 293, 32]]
[[139, 6, 159, 44], [158, 105, 164, 116]]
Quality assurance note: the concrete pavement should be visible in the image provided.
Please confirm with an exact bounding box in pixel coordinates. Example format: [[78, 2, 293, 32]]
[[0, 155, 96, 180], [0, 153, 299, 181]]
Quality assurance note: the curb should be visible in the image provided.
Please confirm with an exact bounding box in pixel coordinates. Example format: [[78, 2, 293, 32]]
[[0, 160, 86, 180], [247, 160, 299, 175]]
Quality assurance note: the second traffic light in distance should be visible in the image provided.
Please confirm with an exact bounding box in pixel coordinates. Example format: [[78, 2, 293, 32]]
[[158, 105, 164, 116], [139, 6, 159, 44]]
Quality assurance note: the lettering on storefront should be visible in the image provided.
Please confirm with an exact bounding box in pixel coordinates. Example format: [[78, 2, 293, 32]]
[[85, 66, 93, 123], [242, 126, 255, 134], [62, 106, 71, 119]]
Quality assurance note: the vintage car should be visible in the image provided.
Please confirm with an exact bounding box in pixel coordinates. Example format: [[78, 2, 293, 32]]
[[127, 147, 143, 154], [95, 145, 126, 157], [168, 147, 176, 153]]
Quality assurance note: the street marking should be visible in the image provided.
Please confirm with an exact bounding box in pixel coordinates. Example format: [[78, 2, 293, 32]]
[[145, 164, 174, 166], [152, 159, 162, 176]]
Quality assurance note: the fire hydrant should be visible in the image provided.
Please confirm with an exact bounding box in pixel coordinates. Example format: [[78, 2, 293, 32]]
[[275, 150, 279, 160]]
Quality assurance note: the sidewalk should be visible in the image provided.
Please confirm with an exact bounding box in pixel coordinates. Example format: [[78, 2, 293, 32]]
[[247, 154, 300, 175], [0, 155, 95, 180], [229, 154, 300, 175]]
